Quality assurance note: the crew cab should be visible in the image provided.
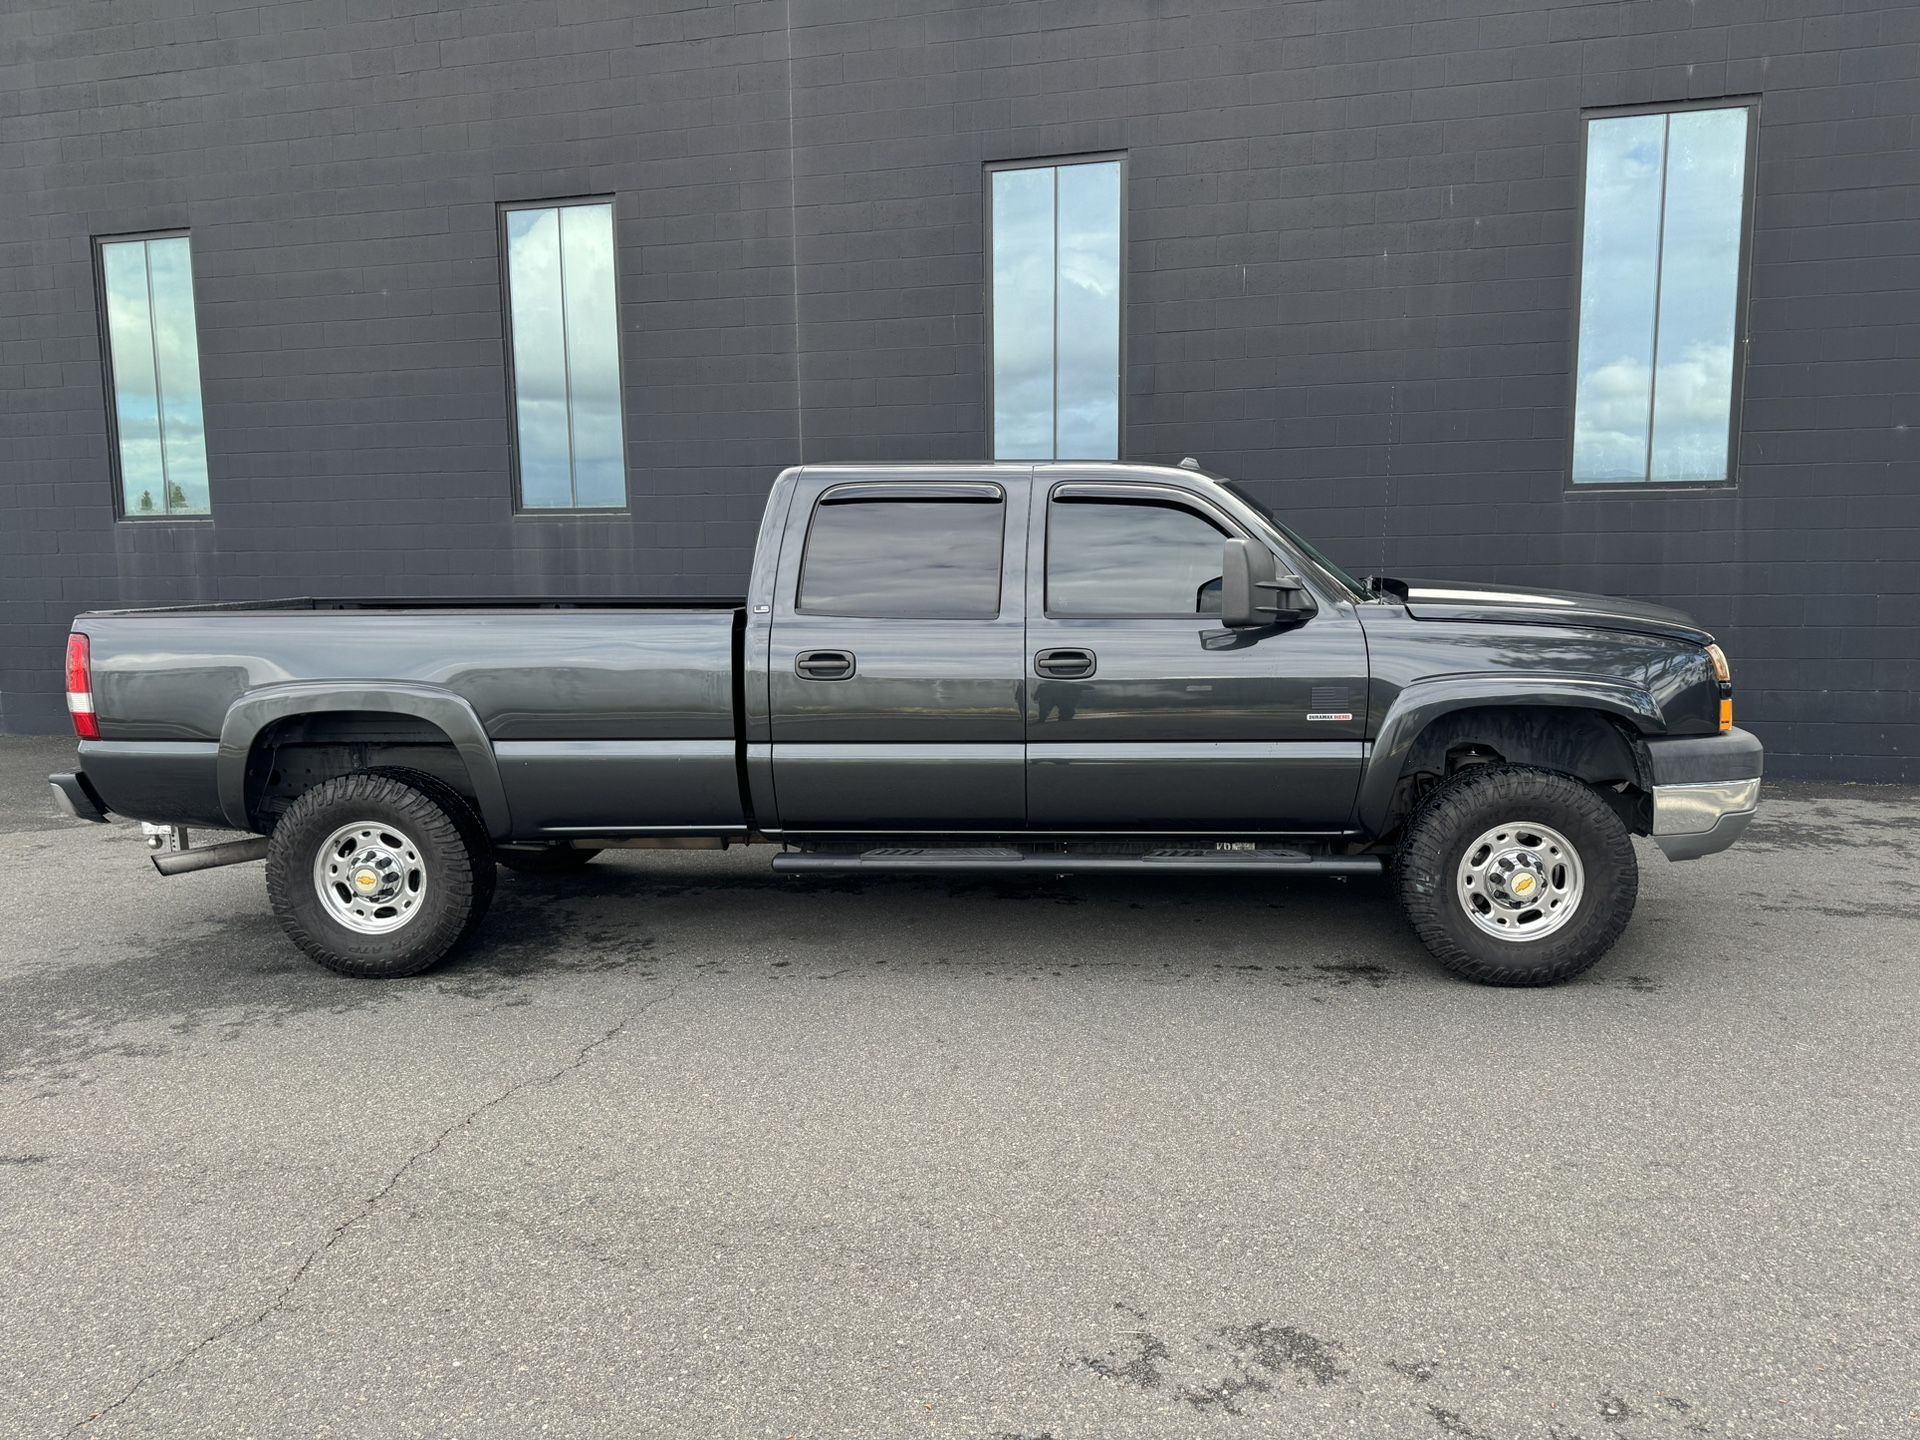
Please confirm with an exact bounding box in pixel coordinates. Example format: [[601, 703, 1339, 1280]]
[[50, 461, 1763, 985]]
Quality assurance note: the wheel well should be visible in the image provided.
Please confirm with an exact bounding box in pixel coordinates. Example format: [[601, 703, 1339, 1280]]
[[245, 711, 479, 831], [1389, 706, 1652, 835]]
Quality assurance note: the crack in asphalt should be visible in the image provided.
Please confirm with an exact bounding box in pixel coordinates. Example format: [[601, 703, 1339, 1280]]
[[61, 983, 683, 1436]]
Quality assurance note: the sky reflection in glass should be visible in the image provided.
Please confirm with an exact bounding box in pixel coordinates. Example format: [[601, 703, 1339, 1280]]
[[102, 235, 209, 517], [993, 160, 1121, 461], [507, 202, 627, 509], [1573, 108, 1749, 484]]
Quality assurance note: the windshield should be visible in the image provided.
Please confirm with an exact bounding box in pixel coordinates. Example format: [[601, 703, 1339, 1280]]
[[1218, 480, 1375, 603]]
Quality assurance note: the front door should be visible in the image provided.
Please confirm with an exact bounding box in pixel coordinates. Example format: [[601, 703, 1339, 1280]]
[[1023, 476, 1369, 833], [767, 470, 1029, 830]]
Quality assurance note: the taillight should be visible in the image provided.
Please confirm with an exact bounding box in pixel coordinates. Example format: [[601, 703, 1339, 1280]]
[[65, 633, 100, 740]]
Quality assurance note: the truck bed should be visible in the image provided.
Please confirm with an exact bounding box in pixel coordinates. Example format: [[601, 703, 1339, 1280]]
[[79, 596, 745, 616], [74, 600, 748, 836]]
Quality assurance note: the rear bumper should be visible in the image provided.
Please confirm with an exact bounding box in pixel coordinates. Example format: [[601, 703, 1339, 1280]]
[[1644, 728, 1763, 861], [49, 771, 111, 824]]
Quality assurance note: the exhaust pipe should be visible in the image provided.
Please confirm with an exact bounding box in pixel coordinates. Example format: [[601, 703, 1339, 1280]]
[[152, 837, 270, 876]]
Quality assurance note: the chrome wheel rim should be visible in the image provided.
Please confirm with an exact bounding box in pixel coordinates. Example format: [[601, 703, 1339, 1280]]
[[313, 820, 427, 934], [1455, 820, 1583, 941]]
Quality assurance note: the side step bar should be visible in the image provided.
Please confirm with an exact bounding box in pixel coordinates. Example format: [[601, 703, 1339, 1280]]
[[772, 846, 1384, 877]]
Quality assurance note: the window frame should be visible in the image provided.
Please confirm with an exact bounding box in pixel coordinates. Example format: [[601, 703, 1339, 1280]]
[[1042, 482, 1244, 621], [984, 152, 1128, 464], [93, 228, 213, 523], [498, 195, 631, 515], [794, 482, 1009, 621], [1565, 97, 1761, 494]]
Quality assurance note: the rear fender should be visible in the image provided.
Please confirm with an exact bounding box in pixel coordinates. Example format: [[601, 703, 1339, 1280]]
[[217, 683, 511, 837]]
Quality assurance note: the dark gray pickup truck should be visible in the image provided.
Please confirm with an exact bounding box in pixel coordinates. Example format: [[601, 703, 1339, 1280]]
[[51, 461, 1762, 985]]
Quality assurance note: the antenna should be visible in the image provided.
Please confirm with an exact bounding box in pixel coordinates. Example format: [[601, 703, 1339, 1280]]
[[1177, 456, 1202, 472]]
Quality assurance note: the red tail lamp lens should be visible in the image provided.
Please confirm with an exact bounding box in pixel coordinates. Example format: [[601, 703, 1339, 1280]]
[[65, 633, 100, 740]]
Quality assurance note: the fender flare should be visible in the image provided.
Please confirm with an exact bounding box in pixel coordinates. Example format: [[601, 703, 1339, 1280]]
[[217, 682, 512, 838], [1356, 675, 1661, 835]]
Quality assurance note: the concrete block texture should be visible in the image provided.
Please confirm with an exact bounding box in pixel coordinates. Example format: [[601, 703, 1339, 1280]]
[[2, 0, 1915, 779]]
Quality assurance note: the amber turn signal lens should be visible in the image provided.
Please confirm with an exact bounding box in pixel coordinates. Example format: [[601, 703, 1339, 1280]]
[[1705, 643, 1731, 683], [1719, 698, 1734, 733]]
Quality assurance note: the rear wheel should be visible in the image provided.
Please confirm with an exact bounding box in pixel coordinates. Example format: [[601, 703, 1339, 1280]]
[[496, 845, 601, 875], [1395, 765, 1638, 986], [364, 767, 495, 943], [266, 771, 491, 977]]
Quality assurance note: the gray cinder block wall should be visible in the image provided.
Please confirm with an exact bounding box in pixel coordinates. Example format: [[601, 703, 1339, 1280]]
[[1, 0, 1915, 780]]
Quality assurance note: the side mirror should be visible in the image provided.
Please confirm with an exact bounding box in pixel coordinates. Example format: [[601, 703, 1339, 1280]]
[[1220, 538, 1315, 627]]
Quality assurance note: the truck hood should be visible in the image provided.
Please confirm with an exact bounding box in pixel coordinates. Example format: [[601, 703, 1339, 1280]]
[[1377, 577, 1714, 645]]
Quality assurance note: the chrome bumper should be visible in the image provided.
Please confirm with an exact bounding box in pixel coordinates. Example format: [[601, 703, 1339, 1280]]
[[1650, 777, 1760, 861]]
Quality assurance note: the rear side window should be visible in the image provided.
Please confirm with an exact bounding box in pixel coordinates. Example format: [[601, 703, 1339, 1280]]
[[797, 495, 1005, 619], [1047, 496, 1228, 616]]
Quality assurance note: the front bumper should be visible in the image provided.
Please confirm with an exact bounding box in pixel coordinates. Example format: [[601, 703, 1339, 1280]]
[[49, 771, 111, 824], [1644, 728, 1763, 861]]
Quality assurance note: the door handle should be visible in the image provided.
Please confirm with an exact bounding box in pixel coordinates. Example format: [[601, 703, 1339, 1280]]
[[1034, 647, 1096, 679], [795, 649, 856, 681]]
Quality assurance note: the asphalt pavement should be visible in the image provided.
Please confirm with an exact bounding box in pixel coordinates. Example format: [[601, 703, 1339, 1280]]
[[1, 734, 1914, 1438]]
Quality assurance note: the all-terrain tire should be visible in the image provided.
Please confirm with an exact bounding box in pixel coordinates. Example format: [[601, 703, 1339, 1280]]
[[364, 766, 496, 940], [496, 845, 602, 875], [1395, 764, 1638, 986], [266, 771, 489, 978]]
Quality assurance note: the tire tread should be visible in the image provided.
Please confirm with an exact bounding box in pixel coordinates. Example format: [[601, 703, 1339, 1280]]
[[266, 772, 484, 978], [1395, 765, 1638, 987]]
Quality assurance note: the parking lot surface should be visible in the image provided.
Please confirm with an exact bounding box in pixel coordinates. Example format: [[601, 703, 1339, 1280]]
[[2, 734, 1914, 1438]]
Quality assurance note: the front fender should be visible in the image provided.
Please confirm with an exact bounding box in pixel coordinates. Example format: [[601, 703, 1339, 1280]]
[[217, 682, 512, 838], [1356, 674, 1661, 835]]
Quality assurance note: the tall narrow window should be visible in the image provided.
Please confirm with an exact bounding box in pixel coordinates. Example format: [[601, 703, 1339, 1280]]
[[503, 200, 627, 510], [1572, 104, 1754, 485], [99, 234, 210, 517], [990, 157, 1122, 461]]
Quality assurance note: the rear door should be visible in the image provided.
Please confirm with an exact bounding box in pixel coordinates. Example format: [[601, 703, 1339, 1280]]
[[1023, 476, 1369, 832], [767, 469, 1029, 830]]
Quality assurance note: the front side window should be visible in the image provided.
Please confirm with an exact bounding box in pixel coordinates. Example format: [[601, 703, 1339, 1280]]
[[1572, 104, 1753, 485], [1047, 497, 1227, 616], [99, 234, 210, 517], [990, 157, 1122, 461], [798, 495, 1005, 619], [504, 200, 627, 510]]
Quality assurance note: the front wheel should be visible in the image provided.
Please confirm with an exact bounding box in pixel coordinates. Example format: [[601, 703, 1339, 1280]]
[[266, 772, 492, 977], [1395, 765, 1638, 986]]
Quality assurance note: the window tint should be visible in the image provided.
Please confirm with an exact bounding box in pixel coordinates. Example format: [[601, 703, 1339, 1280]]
[[798, 497, 1004, 619], [1048, 498, 1228, 616], [991, 158, 1122, 461], [1573, 105, 1751, 484], [505, 201, 626, 509], [100, 234, 210, 517]]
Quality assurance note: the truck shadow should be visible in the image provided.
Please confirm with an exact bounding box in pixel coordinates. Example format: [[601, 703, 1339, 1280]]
[[444, 856, 1425, 996], [450, 851, 1685, 999], [6, 847, 1683, 1091]]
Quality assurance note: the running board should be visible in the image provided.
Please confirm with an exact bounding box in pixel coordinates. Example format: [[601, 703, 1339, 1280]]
[[771, 847, 1384, 876]]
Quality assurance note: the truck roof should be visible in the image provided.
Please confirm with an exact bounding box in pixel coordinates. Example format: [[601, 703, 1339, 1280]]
[[788, 459, 1233, 486]]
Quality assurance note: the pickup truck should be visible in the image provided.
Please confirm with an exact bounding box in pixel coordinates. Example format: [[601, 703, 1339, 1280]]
[[50, 460, 1762, 986]]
